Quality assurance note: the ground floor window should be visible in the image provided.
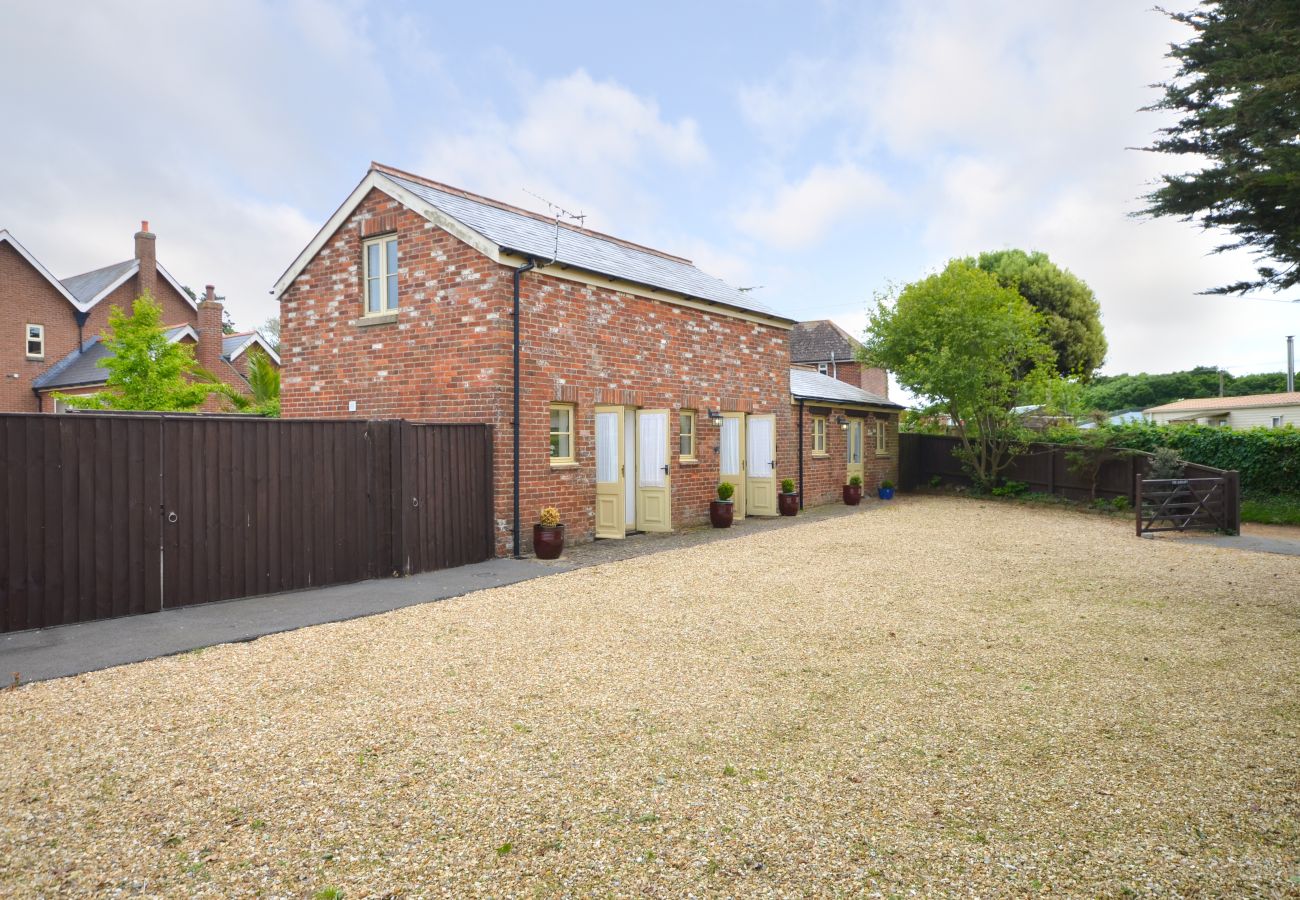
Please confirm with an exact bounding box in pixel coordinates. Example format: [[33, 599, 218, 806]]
[[549, 403, 575, 464], [679, 409, 696, 460], [811, 416, 827, 455], [875, 418, 888, 454]]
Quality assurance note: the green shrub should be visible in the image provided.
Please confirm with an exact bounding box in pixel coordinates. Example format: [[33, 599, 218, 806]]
[[1044, 422, 1300, 496], [780, 478, 796, 494], [990, 480, 1028, 497], [717, 482, 735, 502], [929, 474, 943, 488], [880, 479, 895, 490], [1241, 493, 1300, 526], [848, 475, 863, 487], [1110, 495, 1131, 512]]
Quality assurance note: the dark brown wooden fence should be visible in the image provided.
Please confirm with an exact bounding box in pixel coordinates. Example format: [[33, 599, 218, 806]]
[[898, 433, 1238, 508], [1136, 475, 1240, 535], [0, 414, 494, 633]]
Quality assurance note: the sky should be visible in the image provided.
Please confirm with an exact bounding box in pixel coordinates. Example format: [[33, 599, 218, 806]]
[[3, 0, 1297, 399]]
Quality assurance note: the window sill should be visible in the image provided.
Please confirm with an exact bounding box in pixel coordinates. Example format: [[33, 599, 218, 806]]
[[26, 355, 45, 362], [679, 458, 699, 466], [549, 461, 579, 470], [875, 452, 891, 458], [352, 312, 399, 328], [811, 452, 829, 459]]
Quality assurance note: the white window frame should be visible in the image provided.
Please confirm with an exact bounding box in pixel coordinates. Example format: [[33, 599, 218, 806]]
[[549, 403, 575, 465], [811, 416, 827, 456], [817, 362, 828, 375], [25, 323, 44, 359], [362, 234, 399, 315], [1272, 415, 1284, 428], [679, 409, 696, 460]]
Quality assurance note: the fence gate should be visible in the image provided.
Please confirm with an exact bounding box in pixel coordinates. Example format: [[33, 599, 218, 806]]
[[1136, 475, 1239, 536]]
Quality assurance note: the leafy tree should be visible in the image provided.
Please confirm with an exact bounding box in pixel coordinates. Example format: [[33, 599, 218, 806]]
[[862, 260, 1055, 490], [260, 315, 281, 352], [1140, 1, 1300, 294], [971, 249, 1107, 379], [1082, 366, 1289, 412], [217, 348, 280, 417], [57, 293, 216, 411]]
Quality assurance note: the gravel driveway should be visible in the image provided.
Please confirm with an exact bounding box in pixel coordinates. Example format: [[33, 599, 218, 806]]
[[1, 496, 1297, 897]]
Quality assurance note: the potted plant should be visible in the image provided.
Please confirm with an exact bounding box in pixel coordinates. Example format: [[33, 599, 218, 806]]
[[710, 482, 735, 528], [778, 478, 799, 516], [843, 475, 863, 506], [878, 479, 895, 500], [533, 506, 565, 559]]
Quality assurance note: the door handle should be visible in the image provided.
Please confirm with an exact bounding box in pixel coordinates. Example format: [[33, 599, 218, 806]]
[[662, 464, 669, 474], [769, 460, 775, 469]]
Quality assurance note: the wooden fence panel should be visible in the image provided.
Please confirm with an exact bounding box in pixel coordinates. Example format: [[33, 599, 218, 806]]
[[1, 414, 494, 633]]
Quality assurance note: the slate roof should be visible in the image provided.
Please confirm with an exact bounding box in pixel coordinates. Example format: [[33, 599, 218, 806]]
[[790, 320, 863, 363], [33, 325, 195, 390], [1145, 391, 1300, 414], [60, 259, 138, 306], [790, 368, 901, 408], [374, 166, 785, 321]]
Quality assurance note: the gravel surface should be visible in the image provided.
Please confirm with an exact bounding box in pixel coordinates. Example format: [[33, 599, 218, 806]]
[[1, 496, 1297, 897]]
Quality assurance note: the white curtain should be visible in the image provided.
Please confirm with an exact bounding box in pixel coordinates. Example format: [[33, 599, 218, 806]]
[[747, 417, 772, 477], [720, 417, 740, 476], [638, 413, 666, 487], [595, 412, 619, 484]]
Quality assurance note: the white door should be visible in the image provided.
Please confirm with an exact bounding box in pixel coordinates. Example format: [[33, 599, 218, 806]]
[[746, 413, 777, 516], [623, 409, 636, 527], [635, 409, 672, 532], [846, 419, 864, 485], [594, 406, 625, 539], [719, 412, 746, 520]]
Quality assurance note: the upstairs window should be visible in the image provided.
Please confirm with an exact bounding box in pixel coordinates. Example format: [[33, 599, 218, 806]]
[[25, 324, 44, 359], [679, 410, 696, 460], [363, 235, 399, 314], [817, 362, 828, 375]]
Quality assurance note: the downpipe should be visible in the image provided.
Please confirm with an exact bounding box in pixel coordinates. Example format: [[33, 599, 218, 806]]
[[512, 258, 536, 559]]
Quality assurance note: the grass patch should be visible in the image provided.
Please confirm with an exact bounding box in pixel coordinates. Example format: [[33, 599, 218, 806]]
[[1241, 493, 1300, 526]]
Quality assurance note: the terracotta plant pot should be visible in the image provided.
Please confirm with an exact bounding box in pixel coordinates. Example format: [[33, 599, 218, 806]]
[[777, 492, 799, 516], [533, 523, 565, 560], [843, 484, 863, 506], [877, 486, 895, 500], [709, 500, 734, 528]]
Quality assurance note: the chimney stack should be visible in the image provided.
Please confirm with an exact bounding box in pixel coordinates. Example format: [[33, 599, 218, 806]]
[[197, 284, 224, 375], [862, 366, 890, 399], [134, 220, 157, 300]]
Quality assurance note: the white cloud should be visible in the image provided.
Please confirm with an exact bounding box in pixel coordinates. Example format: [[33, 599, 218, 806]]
[[735, 163, 892, 249]]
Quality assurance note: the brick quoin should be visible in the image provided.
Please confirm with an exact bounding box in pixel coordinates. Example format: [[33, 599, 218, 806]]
[[281, 189, 810, 554]]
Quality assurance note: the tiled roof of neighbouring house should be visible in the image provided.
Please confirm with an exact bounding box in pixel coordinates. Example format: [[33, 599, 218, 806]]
[[60, 259, 138, 306], [790, 368, 901, 408], [1144, 391, 1300, 414], [33, 325, 197, 390], [373, 164, 787, 321], [790, 320, 864, 363]]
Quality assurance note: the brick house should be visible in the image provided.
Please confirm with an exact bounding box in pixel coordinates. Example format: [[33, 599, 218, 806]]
[[274, 163, 900, 554], [0, 224, 273, 411], [790, 319, 890, 397]]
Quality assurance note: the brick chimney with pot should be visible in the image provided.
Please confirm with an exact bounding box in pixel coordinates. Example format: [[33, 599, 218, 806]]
[[134, 220, 157, 299], [197, 285, 224, 374]]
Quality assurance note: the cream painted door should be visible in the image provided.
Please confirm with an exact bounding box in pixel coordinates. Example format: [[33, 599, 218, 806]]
[[594, 406, 625, 539], [635, 409, 672, 532], [846, 418, 864, 485], [746, 413, 777, 516], [719, 412, 746, 520]]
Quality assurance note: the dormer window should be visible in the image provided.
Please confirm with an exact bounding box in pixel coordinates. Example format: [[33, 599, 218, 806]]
[[25, 324, 44, 359], [363, 235, 399, 315]]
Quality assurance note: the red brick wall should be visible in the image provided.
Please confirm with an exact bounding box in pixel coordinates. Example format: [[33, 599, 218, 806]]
[[83, 273, 195, 339], [789, 404, 900, 507], [0, 243, 80, 412], [279, 188, 795, 553]]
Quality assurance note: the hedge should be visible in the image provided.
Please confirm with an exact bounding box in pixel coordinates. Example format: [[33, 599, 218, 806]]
[[1043, 423, 1300, 496]]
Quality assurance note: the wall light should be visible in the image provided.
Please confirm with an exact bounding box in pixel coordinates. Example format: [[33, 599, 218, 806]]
[[707, 409, 723, 424]]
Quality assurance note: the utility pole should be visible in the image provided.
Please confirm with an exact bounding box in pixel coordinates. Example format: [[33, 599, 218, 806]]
[[1288, 335, 1295, 393], [1218, 368, 1224, 397]]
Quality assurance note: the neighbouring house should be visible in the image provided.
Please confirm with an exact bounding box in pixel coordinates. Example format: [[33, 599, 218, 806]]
[[1144, 392, 1300, 428], [273, 162, 900, 554], [790, 319, 890, 398], [0, 224, 272, 412]]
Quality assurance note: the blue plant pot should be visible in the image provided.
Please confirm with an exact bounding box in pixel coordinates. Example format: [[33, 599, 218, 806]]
[[878, 487, 895, 500]]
